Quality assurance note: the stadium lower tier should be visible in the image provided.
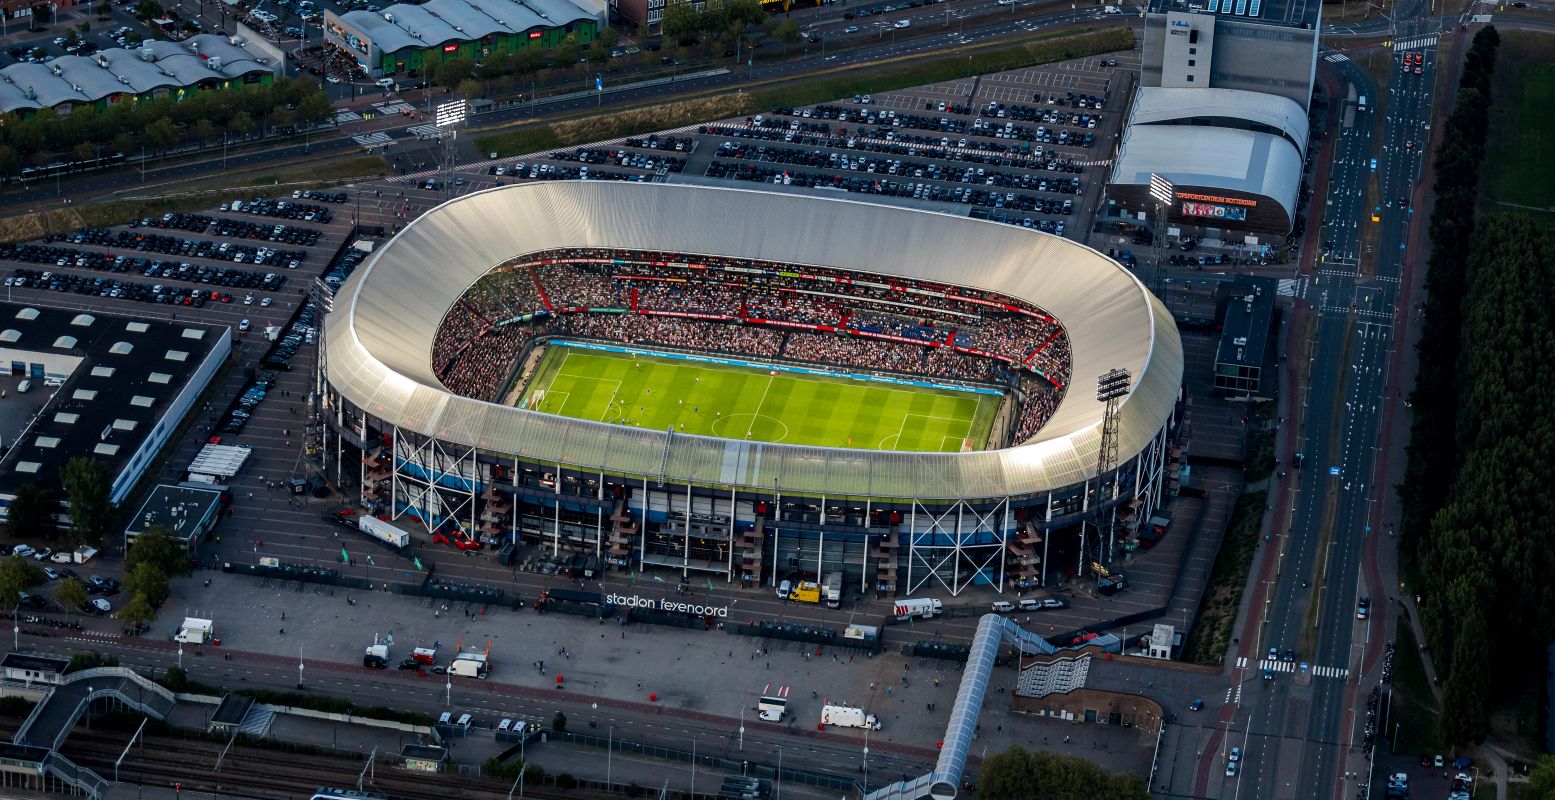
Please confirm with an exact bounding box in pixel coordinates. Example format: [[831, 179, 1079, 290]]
[[322, 402, 1179, 596], [430, 250, 1073, 447]]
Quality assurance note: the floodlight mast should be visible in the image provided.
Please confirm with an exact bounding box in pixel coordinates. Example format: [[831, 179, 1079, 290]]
[[1147, 173, 1174, 302], [1080, 368, 1131, 579], [434, 99, 468, 196]]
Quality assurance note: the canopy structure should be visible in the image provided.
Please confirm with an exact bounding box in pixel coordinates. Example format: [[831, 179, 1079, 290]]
[[325, 181, 1183, 500]]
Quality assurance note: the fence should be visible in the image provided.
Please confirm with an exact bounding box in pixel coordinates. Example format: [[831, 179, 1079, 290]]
[[552, 729, 864, 795], [728, 620, 884, 656]]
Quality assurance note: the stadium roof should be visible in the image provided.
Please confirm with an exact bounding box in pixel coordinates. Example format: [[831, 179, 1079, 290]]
[[325, 182, 1183, 500], [335, 0, 602, 54], [1130, 87, 1309, 154], [1111, 124, 1303, 225], [0, 35, 278, 113]]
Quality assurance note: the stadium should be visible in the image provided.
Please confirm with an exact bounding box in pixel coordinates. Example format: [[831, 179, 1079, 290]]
[[319, 181, 1183, 597]]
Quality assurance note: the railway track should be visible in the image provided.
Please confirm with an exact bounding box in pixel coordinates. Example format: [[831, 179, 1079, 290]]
[[61, 730, 577, 800]]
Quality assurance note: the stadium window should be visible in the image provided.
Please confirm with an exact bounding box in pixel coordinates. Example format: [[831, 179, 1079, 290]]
[[1188, 59, 1195, 66], [1186, 74, 1195, 81]]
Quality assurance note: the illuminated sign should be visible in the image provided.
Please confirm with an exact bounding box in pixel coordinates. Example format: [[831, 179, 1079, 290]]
[[1181, 201, 1249, 221], [607, 593, 728, 617], [1175, 191, 1257, 208], [443, 43, 458, 52], [528, 30, 543, 38]]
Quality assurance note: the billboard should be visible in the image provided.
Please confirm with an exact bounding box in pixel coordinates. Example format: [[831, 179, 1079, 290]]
[[1180, 201, 1248, 222]]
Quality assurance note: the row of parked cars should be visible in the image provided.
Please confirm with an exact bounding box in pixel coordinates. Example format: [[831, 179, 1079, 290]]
[[224, 198, 337, 224], [67, 227, 307, 269], [0, 241, 287, 289], [990, 597, 1067, 613], [542, 147, 688, 173], [5, 268, 267, 307], [262, 302, 320, 372], [221, 373, 280, 435]]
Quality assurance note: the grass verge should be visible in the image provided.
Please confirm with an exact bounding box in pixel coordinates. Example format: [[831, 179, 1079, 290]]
[[476, 27, 1133, 159], [1391, 620, 1443, 757], [1482, 31, 1555, 223], [1181, 490, 1267, 665]]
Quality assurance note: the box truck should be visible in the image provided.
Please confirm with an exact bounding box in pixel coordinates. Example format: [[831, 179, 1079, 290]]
[[786, 581, 821, 604], [355, 515, 411, 549], [757, 685, 791, 722], [823, 572, 844, 608], [821, 704, 881, 730], [893, 598, 942, 621], [363, 643, 389, 668], [173, 617, 214, 644]]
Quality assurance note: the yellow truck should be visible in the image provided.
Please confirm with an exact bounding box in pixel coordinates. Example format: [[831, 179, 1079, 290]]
[[787, 581, 822, 604]]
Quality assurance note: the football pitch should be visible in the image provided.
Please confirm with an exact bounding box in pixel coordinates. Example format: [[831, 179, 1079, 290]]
[[518, 345, 1002, 452]]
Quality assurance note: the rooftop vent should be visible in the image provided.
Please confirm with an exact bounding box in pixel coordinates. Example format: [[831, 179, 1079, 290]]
[[140, 47, 156, 61], [383, 12, 394, 21], [208, 56, 223, 69], [49, 65, 62, 75]]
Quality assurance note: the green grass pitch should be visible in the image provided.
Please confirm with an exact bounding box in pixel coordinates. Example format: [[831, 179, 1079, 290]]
[[518, 346, 1002, 452]]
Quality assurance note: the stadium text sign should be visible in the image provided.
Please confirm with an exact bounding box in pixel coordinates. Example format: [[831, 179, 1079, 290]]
[[608, 593, 729, 618]]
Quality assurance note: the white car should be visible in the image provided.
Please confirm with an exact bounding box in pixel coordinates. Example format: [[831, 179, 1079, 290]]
[[90, 598, 112, 613], [50, 551, 73, 563], [376, 78, 395, 88], [238, 319, 251, 332], [42, 567, 59, 581], [261, 297, 273, 307], [456, 713, 472, 728], [438, 711, 451, 724], [244, 294, 254, 305], [12, 545, 34, 558], [497, 718, 513, 732]]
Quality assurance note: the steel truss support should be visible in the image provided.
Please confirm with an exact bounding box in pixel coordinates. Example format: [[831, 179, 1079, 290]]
[[905, 498, 1011, 597], [390, 426, 478, 535]]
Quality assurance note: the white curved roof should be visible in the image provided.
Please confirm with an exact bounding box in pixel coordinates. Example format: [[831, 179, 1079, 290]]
[[325, 182, 1183, 500], [338, 0, 599, 53], [1112, 124, 1303, 225], [0, 35, 276, 113], [1131, 87, 1309, 153]]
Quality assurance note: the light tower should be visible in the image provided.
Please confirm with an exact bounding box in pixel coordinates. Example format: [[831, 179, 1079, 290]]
[[1148, 173, 1174, 303], [1086, 368, 1131, 578], [434, 99, 467, 196]]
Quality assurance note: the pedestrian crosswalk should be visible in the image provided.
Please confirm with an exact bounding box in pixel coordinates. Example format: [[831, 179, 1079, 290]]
[[1323, 52, 1351, 63], [335, 109, 362, 123], [374, 100, 415, 115], [1236, 656, 1351, 679], [352, 132, 393, 149], [1393, 34, 1438, 51], [1277, 278, 1300, 297], [408, 123, 441, 138]]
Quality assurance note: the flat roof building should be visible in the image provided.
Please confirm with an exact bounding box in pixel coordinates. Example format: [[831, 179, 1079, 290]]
[[324, 0, 603, 78], [1142, 0, 1320, 110], [0, 304, 230, 522], [0, 653, 69, 685], [1213, 275, 1275, 398], [124, 484, 227, 554]]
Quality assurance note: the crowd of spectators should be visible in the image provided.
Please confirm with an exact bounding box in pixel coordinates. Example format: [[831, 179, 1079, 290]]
[[430, 248, 1076, 437]]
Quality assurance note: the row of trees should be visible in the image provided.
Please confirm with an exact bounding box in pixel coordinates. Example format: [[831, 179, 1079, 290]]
[[6, 457, 114, 548], [663, 0, 801, 50], [1394, 26, 1548, 745], [978, 746, 1149, 800], [0, 77, 334, 176]]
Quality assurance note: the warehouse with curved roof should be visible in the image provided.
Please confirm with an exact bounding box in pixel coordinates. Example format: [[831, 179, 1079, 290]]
[[321, 181, 1183, 597], [0, 35, 278, 113]]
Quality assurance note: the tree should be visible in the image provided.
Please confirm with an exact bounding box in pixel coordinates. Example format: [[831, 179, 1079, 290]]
[[5, 483, 57, 541], [111, 132, 136, 156], [1529, 755, 1555, 799], [228, 111, 255, 138], [94, 2, 112, 15], [662, 1, 702, 45], [435, 58, 470, 88], [0, 556, 45, 610], [162, 666, 188, 692], [774, 19, 801, 43], [297, 91, 333, 126], [60, 457, 113, 547], [124, 525, 191, 577], [124, 562, 170, 608], [118, 593, 156, 626], [980, 746, 1149, 800], [269, 104, 296, 134], [554, 33, 583, 67], [141, 116, 178, 153], [192, 118, 217, 145], [551, 711, 567, 732], [55, 579, 87, 614], [456, 79, 482, 100], [598, 27, 620, 48]]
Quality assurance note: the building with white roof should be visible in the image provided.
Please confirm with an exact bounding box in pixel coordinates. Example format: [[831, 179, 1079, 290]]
[[324, 0, 603, 78], [0, 34, 279, 114]]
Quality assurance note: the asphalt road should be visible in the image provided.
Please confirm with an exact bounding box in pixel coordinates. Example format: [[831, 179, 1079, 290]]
[[1209, 14, 1440, 800]]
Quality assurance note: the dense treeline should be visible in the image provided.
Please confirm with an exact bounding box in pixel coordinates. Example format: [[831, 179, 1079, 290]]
[[0, 77, 332, 176], [1398, 25, 1555, 745], [1419, 212, 1555, 744], [1397, 26, 1500, 568], [978, 746, 1149, 800]]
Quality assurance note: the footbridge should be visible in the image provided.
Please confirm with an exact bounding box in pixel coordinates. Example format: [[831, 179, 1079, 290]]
[[864, 615, 1116, 800], [11, 666, 176, 798]]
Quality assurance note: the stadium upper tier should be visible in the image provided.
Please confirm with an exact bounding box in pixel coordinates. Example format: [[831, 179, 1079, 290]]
[[325, 182, 1183, 500]]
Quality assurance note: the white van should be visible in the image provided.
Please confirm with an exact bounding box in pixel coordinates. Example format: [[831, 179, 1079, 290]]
[[16, 380, 30, 393], [991, 601, 1016, 613], [776, 579, 792, 599], [1017, 598, 1040, 612]]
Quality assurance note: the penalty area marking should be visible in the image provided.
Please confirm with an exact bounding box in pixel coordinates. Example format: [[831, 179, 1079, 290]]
[[879, 412, 977, 452]]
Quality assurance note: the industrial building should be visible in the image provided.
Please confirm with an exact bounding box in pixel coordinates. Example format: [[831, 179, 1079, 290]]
[[323, 0, 604, 78], [1105, 0, 1319, 240], [0, 34, 282, 114], [0, 303, 230, 520], [320, 182, 1184, 598]]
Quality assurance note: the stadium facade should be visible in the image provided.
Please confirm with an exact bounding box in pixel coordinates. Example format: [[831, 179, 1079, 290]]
[[319, 182, 1184, 597]]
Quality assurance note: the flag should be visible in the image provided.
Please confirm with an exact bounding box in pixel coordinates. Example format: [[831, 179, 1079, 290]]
[[340, 547, 350, 562], [414, 556, 424, 571]]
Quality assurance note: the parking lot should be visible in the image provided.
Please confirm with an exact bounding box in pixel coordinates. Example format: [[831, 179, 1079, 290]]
[[383, 51, 1133, 248]]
